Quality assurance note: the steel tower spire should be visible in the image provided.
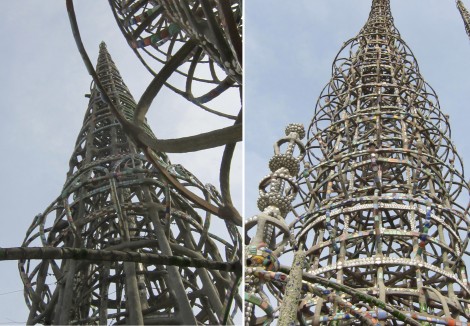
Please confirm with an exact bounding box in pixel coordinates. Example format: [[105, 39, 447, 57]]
[[19, 42, 242, 325], [246, 0, 470, 324], [457, 0, 470, 41], [297, 0, 470, 323]]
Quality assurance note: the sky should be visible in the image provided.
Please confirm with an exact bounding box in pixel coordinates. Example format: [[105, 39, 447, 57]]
[[0, 2, 241, 324]]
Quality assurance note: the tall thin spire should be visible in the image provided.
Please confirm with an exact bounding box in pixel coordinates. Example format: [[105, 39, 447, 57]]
[[370, 0, 392, 16], [20, 43, 242, 325], [246, 0, 470, 324], [457, 0, 470, 40], [67, 41, 160, 173]]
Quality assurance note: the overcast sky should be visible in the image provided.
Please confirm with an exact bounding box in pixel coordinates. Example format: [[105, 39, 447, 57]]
[[0, 2, 241, 323]]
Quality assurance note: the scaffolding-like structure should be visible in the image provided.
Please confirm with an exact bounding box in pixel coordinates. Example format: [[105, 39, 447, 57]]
[[19, 43, 241, 325], [97, 0, 243, 225], [458, 0, 470, 40], [246, 0, 470, 324], [109, 0, 242, 99]]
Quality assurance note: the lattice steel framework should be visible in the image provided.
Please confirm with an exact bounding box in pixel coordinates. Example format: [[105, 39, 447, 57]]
[[19, 43, 242, 325], [66, 0, 243, 225], [246, 0, 470, 325]]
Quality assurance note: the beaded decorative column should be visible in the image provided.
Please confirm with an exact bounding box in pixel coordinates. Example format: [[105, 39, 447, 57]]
[[292, 0, 470, 324], [245, 123, 306, 325], [19, 42, 242, 325]]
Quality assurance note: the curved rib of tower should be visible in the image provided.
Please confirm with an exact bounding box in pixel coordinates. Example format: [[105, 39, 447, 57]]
[[19, 42, 242, 325], [246, 0, 470, 325]]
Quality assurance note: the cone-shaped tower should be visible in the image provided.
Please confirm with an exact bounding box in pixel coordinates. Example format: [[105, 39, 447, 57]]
[[458, 0, 470, 41], [246, 0, 470, 324], [19, 42, 241, 325]]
